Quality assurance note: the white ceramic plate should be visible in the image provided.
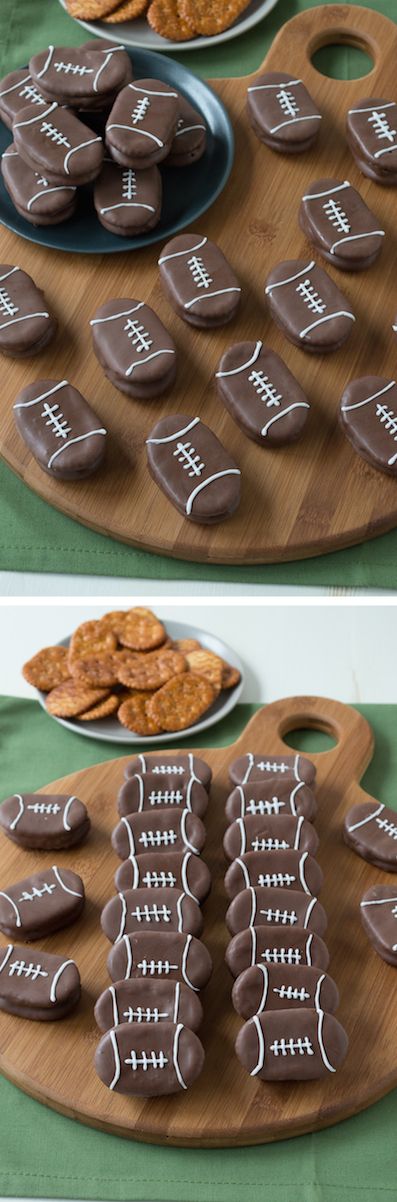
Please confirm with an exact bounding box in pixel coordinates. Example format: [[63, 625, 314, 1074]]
[[59, 0, 279, 52], [37, 619, 244, 743]]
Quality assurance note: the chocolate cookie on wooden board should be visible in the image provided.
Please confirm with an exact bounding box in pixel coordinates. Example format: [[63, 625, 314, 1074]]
[[107, 930, 213, 988], [344, 801, 397, 871], [29, 44, 129, 109], [106, 80, 179, 167], [0, 866, 84, 940], [111, 809, 206, 860], [95, 1020, 205, 1096], [95, 977, 203, 1033], [0, 793, 90, 850], [223, 814, 319, 861], [236, 1008, 348, 1080], [158, 234, 241, 328], [299, 178, 385, 270], [114, 850, 211, 903], [124, 753, 212, 790], [1, 145, 77, 227], [0, 943, 81, 1020], [90, 298, 176, 399], [247, 73, 322, 154], [265, 259, 356, 353], [216, 341, 310, 446], [232, 963, 339, 1019], [167, 96, 206, 166], [225, 781, 317, 823], [226, 925, 330, 977], [339, 376, 397, 477], [0, 70, 48, 130], [118, 772, 209, 819], [360, 885, 397, 966], [225, 886, 327, 937], [101, 886, 203, 939], [13, 102, 104, 186], [93, 162, 162, 236], [224, 850, 324, 900], [0, 265, 56, 358], [146, 413, 241, 524], [13, 379, 107, 480], [229, 752, 316, 787], [346, 99, 397, 183]]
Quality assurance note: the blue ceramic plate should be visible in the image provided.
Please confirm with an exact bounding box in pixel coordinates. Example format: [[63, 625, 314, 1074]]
[[0, 48, 234, 254]]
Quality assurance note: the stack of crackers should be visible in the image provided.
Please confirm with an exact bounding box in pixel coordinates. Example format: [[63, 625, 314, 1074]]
[[22, 607, 241, 734], [66, 0, 252, 41]]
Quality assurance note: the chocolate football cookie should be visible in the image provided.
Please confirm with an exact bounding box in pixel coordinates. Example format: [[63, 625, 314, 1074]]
[[236, 1008, 348, 1080], [158, 234, 241, 328], [225, 925, 330, 977], [0, 265, 56, 357], [0, 943, 81, 1020], [299, 178, 385, 270], [346, 99, 397, 183], [0, 70, 48, 130], [360, 885, 397, 966], [90, 298, 176, 398], [223, 814, 319, 861], [0, 793, 90, 850], [30, 44, 129, 109], [167, 95, 207, 166], [106, 80, 179, 167], [0, 866, 84, 940], [95, 977, 203, 1033], [247, 73, 322, 153], [13, 102, 103, 185], [111, 809, 206, 860], [13, 379, 107, 480], [225, 781, 317, 823], [115, 850, 211, 903], [225, 886, 327, 937], [232, 963, 339, 1019], [95, 1020, 204, 1095], [229, 752, 316, 787], [124, 753, 212, 790], [107, 930, 213, 988], [339, 376, 397, 477], [216, 340, 310, 446], [1, 145, 77, 226], [101, 886, 203, 939], [344, 800, 397, 871], [94, 162, 162, 236], [118, 771, 209, 818], [265, 259, 356, 353], [224, 850, 324, 900], [146, 413, 241, 523]]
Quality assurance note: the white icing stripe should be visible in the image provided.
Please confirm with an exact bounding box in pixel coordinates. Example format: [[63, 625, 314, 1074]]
[[106, 123, 163, 148], [173, 980, 180, 1023], [50, 959, 74, 1003], [130, 857, 139, 889], [128, 83, 178, 98], [125, 348, 174, 378], [270, 115, 322, 133], [36, 45, 54, 79], [318, 1008, 336, 1072], [299, 311, 355, 339], [330, 230, 385, 254], [116, 894, 127, 942], [158, 237, 207, 265], [14, 380, 68, 409], [63, 796, 76, 832], [348, 802, 384, 831], [237, 816, 246, 855], [122, 815, 135, 857], [361, 895, 397, 906], [249, 886, 256, 928], [248, 79, 301, 91], [304, 896, 316, 929], [90, 303, 144, 325], [185, 777, 193, 813], [100, 202, 155, 215], [289, 779, 303, 816], [109, 983, 119, 1027], [341, 380, 395, 412], [175, 123, 206, 137], [251, 1015, 265, 1075], [250, 924, 257, 966], [265, 262, 315, 293], [47, 429, 106, 471], [93, 51, 112, 93], [302, 181, 350, 201], [261, 402, 309, 437], [14, 100, 57, 127], [242, 755, 253, 784], [0, 267, 19, 282], [0, 891, 21, 927], [0, 312, 49, 331], [258, 963, 268, 1012], [0, 945, 13, 973], [180, 808, 198, 854], [137, 774, 144, 813], [236, 856, 250, 888], [147, 417, 200, 445], [237, 785, 244, 816], [299, 851, 310, 894], [0, 72, 31, 97], [374, 144, 397, 159], [138, 755, 146, 771], [306, 933, 313, 965], [294, 815, 305, 849], [109, 1028, 121, 1090], [186, 468, 240, 516], [294, 756, 300, 781], [216, 341, 262, 378], [181, 933, 198, 989], [184, 287, 241, 311], [181, 852, 194, 899], [173, 1023, 187, 1089], [349, 102, 396, 114], [9, 794, 24, 830], [314, 972, 325, 1013], [176, 892, 184, 933], [64, 137, 101, 175], [124, 933, 132, 977], [51, 865, 83, 897], [27, 186, 75, 211]]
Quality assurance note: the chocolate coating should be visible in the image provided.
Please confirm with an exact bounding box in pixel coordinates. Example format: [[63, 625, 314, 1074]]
[[106, 79, 178, 168], [224, 850, 323, 900], [159, 233, 241, 328], [13, 102, 103, 186], [124, 753, 212, 789], [225, 781, 317, 823], [232, 963, 339, 1018], [90, 297, 176, 399], [346, 99, 397, 182], [94, 976, 203, 1032], [247, 73, 321, 154], [236, 1008, 348, 1080], [223, 814, 319, 861], [146, 412, 241, 524], [0, 70, 48, 130], [226, 924, 330, 977], [0, 792, 90, 850], [344, 801, 397, 871], [107, 930, 212, 988], [167, 96, 207, 166], [229, 753, 316, 787], [360, 884, 397, 965], [114, 850, 211, 904], [94, 162, 162, 237], [95, 1020, 204, 1095], [100, 886, 203, 940], [299, 177, 385, 270], [111, 809, 206, 861], [14, 378, 107, 480], [226, 887, 327, 938], [339, 375, 397, 477], [30, 45, 128, 108], [1, 144, 77, 227], [216, 340, 310, 446], [265, 259, 355, 353], [0, 942, 80, 1020], [118, 771, 209, 818], [0, 264, 56, 358], [0, 866, 84, 940]]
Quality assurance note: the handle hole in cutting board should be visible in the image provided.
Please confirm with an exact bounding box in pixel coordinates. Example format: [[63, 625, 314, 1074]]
[[310, 32, 375, 80], [282, 726, 337, 754]]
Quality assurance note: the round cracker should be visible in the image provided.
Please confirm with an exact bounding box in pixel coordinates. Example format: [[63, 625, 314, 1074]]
[[186, 649, 223, 693], [147, 0, 196, 39], [22, 646, 71, 692], [117, 649, 186, 690], [221, 663, 241, 688], [68, 620, 117, 666], [179, 0, 249, 34], [79, 694, 120, 720], [104, 0, 149, 20], [119, 607, 166, 652], [66, 0, 120, 16], [70, 652, 126, 688], [118, 692, 163, 735], [46, 680, 109, 718], [147, 672, 215, 731]]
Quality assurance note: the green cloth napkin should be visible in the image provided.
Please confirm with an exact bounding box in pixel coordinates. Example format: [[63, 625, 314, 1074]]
[[0, 695, 396, 1202], [0, 0, 396, 585]]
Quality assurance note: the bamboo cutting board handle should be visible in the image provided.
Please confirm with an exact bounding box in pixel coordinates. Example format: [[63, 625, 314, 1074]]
[[251, 3, 397, 86]]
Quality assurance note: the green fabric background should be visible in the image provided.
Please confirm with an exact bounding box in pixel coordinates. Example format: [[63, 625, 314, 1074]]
[[0, 695, 396, 1201], [0, 0, 397, 586]]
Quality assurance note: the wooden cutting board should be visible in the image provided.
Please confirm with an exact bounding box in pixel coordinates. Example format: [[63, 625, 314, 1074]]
[[0, 695, 396, 1146], [0, 5, 397, 564]]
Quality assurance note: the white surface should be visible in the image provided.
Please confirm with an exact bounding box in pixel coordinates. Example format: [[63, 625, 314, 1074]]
[[0, 573, 394, 597], [59, 0, 279, 52], [1, 598, 395, 703]]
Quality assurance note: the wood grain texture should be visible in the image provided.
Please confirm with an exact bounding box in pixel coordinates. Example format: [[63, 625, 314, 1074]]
[[0, 696, 396, 1146], [0, 6, 397, 564]]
